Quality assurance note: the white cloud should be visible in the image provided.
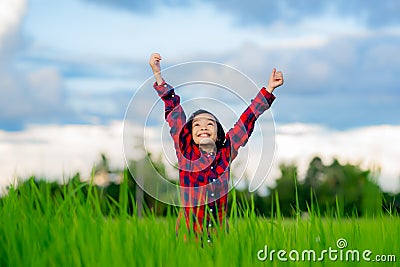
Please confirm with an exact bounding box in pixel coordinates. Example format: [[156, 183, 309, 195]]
[[23, 0, 374, 63], [273, 123, 400, 193], [0, 0, 26, 47], [1, 0, 399, 195], [0, 121, 126, 194], [0, 0, 70, 128], [27, 68, 62, 101], [1, 122, 399, 195], [11, 0, 398, 132], [0, 65, 66, 125]]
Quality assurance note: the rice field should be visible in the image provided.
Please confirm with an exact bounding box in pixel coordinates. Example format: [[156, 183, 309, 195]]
[[0, 178, 399, 267]]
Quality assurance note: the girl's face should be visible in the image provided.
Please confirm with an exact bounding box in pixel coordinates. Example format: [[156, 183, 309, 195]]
[[192, 113, 218, 145]]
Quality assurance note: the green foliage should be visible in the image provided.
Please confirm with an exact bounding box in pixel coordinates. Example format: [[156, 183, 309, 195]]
[[5, 154, 399, 219], [263, 157, 391, 218], [0, 177, 399, 267]]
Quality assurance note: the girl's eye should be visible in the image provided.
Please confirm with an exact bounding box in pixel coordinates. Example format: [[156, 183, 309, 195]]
[[208, 123, 214, 126], [194, 123, 200, 127]]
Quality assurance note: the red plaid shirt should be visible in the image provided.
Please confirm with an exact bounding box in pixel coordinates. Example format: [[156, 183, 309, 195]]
[[154, 81, 275, 233]]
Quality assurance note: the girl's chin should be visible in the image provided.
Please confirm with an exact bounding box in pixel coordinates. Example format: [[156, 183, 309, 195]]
[[197, 137, 215, 145], [198, 138, 217, 153]]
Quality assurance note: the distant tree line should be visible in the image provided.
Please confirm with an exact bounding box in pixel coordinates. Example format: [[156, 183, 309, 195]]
[[241, 157, 399, 217], [4, 154, 400, 218]]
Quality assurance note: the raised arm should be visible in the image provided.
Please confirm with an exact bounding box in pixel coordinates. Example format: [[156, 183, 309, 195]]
[[150, 53, 186, 154], [149, 53, 164, 85], [226, 68, 284, 160]]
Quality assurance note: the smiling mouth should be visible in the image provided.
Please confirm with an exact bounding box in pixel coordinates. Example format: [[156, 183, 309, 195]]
[[198, 133, 210, 138]]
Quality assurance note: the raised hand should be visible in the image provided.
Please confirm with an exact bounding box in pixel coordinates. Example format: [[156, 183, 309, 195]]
[[149, 53, 163, 85], [149, 53, 162, 73], [266, 68, 284, 94]]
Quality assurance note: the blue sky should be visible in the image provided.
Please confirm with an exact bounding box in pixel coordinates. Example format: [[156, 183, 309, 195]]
[[1, 0, 399, 131], [1, 0, 400, 193]]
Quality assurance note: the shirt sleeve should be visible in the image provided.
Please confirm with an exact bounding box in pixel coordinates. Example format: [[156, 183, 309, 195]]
[[153, 81, 186, 154], [226, 87, 276, 161]]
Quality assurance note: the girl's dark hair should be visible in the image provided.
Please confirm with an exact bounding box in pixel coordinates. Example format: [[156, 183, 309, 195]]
[[187, 109, 225, 149]]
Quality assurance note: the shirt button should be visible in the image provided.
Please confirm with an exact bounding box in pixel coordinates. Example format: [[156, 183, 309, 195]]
[[212, 179, 216, 182], [208, 223, 212, 227], [172, 94, 175, 97], [164, 84, 167, 87], [210, 166, 214, 170], [210, 208, 213, 212], [211, 193, 215, 197]]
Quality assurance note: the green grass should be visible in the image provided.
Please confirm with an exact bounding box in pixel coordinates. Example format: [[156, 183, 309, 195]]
[[0, 179, 399, 267]]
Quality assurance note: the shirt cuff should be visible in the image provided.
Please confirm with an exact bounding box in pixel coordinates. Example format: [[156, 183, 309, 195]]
[[153, 80, 174, 98], [260, 87, 276, 106]]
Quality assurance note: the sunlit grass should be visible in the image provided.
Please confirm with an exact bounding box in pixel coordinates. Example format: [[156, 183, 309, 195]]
[[0, 177, 399, 267]]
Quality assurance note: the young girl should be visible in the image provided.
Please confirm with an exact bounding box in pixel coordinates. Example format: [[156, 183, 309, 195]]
[[149, 53, 284, 238]]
